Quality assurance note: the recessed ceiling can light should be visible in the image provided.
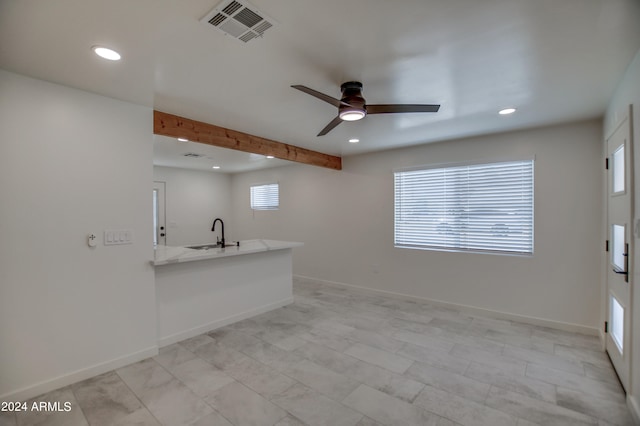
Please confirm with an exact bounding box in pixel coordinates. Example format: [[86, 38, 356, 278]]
[[349, 138, 360, 143], [177, 138, 188, 142], [212, 166, 220, 169], [92, 46, 121, 61], [266, 155, 275, 159], [498, 108, 516, 115]]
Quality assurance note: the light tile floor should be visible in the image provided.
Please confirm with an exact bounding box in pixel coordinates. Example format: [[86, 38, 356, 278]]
[[2, 278, 635, 425]]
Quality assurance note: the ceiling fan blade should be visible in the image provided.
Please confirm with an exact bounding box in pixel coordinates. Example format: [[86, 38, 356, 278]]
[[291, 85, 351, 108], [367, 104, 440, 114], [317, 116, 343, 136]]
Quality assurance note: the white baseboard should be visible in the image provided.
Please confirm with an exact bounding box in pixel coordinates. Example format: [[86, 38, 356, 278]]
[[2, 298, 293, 402], [294, 275, 599, 336], [1, 346, 158, 403], [157, 297, 294, 348]]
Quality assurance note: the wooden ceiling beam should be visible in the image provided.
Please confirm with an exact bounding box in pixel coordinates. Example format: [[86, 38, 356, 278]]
[[153, 110, 342, 170]]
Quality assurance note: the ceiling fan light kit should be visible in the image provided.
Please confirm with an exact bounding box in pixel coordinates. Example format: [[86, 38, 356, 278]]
[[339, 109, 365, 121], [338, 81, 367, 121], [292, 81, 440, 136]]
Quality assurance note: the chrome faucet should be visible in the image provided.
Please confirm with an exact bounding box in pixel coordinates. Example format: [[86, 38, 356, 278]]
[[211, 218, 225, 248]]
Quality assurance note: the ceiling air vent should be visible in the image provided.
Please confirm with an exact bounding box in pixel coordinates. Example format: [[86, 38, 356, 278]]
[[201, 0, 276, 43], [183, 153, 204, 158]]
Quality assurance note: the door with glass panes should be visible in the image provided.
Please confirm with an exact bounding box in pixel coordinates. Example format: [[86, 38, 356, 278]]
[[606, 109, 633, 392]]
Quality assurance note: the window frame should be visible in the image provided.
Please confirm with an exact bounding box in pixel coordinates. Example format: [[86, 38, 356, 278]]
[[250, 182, 280, 211], [393, 157, 535, 257]]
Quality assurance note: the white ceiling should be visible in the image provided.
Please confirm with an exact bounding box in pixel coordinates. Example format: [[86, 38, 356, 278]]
[[153, 135, 292, 173], [1, 0, 639, 169]]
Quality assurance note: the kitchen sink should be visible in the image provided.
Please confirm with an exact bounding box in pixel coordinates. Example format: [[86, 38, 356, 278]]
[[186, 243, 221, 250]]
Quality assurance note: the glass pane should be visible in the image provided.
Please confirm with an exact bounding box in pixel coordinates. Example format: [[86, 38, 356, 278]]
[[613, 145, 625, 193], [612, 224, 626, 271], [611, 295, 624, 352]]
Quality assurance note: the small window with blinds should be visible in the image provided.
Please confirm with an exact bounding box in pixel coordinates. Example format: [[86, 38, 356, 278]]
[[394, 160, 534, 255], [250, 183, 279, 210]]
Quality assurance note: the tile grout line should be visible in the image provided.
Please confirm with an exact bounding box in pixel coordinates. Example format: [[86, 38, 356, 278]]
[[68, 384, 91, 426], [112, 368, 165, 426]]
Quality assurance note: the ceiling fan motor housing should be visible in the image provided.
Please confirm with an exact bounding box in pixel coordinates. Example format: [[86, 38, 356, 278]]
[[339, 81, 367, 119]]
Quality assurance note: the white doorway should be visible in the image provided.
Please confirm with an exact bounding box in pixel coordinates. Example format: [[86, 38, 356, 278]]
[[153, 181, 166, 246], [605, 107, 633, 392]]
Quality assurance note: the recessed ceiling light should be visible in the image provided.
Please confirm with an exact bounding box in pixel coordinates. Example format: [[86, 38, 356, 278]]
[[266, 155, 275, 159], [212, 166, 220, 169], [177, 138, 188, 142], [92, 46, 121, 61], [348, 138, 360, 143], [498, 108, 516, 115]]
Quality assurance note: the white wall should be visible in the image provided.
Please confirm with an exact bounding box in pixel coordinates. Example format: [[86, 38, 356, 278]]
[[604, 48, 640, 420], [231, 119, 603, 331], [153, 166, 232, 246], [0, 70, 157, 400]]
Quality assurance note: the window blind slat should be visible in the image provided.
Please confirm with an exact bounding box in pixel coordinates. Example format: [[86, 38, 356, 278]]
[[250, 183, 279, 210], [394, 160, 534, 254]]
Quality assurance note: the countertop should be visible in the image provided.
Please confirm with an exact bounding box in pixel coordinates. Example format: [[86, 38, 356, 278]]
[[152, 239, 303, 266]]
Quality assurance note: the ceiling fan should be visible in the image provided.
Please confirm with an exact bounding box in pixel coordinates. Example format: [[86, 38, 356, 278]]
[[291, 81, 440, 136]]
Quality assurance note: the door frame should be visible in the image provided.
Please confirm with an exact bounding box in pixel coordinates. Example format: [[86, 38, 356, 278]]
[[153, 181, 167, 246]]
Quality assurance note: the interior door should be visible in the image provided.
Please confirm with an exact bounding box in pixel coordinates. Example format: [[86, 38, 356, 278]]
[[605, 110, 633, 392], [153, 181, 166, 246]]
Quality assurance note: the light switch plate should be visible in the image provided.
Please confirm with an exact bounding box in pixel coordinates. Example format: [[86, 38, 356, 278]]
[[104, 229, 133, 245]]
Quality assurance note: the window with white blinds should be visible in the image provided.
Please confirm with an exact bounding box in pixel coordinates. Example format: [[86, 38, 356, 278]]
[[250, 183, 279, 210], [394, 160, 534, 255]]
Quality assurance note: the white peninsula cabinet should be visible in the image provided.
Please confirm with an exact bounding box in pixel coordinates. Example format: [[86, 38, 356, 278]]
[[153, 239, 303, 346]]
